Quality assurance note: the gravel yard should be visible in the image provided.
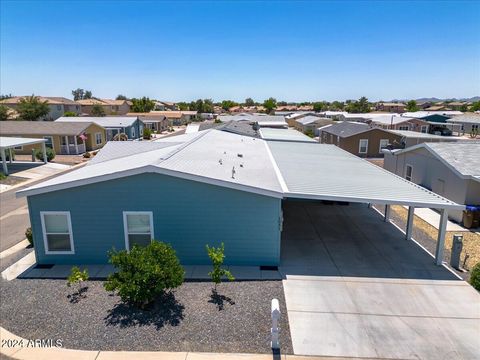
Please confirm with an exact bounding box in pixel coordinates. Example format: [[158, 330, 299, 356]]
[[374, 205, 480, 281], [0, 278, 292, 354]]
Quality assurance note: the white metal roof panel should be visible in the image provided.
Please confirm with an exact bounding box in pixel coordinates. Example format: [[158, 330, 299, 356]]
[[55, 116, 138, 128], [259, 128, 315, 142], [266, 141, 463, 209], [0, 137, 46, 149]]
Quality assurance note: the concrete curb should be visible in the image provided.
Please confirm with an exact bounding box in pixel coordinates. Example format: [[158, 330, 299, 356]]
[[0, 239, 29, 260], [0, 326, 385, 360]]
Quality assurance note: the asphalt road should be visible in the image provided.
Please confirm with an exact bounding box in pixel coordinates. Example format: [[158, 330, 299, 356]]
[[0, 164, 83, 252]]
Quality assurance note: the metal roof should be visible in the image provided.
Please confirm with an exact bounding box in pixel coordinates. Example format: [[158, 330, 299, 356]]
[[55, 116, 138, 128], [0, 121, 96, 136], [395, 142, 480, 180], [17, 129, 464, 209], [266, 141, 463, 209], [387, 130, 458, 140], [446, 113, 480, 124], [259, 128, 315, 142], [0, 137, 46, 149], [218, 114, 287, 126], [295, 115, 331, 125], [320, 121, 374, 138]]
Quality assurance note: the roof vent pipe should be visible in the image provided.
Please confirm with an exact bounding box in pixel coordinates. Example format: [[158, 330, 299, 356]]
[[231, 166, 236, 179]]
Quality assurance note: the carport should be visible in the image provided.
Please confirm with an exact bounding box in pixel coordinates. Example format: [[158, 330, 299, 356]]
[[0, 137, 48, 175], [267, 141, 465, 266]]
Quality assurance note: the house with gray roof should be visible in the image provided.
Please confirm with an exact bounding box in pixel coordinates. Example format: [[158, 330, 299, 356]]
[[293, 116, 335, 135], [446, 113, 480, 136], [384, 142, 480, 223], [17, 128, 461, 267], [0, 120, 106, 154], [218, 113, 287, 128]]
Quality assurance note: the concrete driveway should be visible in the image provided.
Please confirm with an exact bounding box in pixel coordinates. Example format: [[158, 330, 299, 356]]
[[280, 201, 480, 360]]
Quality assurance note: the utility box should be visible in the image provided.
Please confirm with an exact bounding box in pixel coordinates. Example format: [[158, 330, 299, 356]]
[[450, 234, 463, 270]]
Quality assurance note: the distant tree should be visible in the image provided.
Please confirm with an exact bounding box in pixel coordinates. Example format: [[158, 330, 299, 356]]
[[130, 97, 155, 112], [221, 100, 238, 111], [0, 105, 10, 121], [460, 104, 468, 112], [116, 94, 128, 100], [470, 101, 480, 112], [177, 102, 189, 111], [346, 96, 370, 113], [263, 97, 277, 114], [0, 94, 12, 100], [245, 98, 255, 106], [203, 98, 214, 113], [330, 101, 344, 110], [71, 88, 93, 101], [91, 104, 106, 117], [406, 100, 419, 112], [17, 95, 50, 121], [277, 101, 288, 106], [313, 102, 327, 112]]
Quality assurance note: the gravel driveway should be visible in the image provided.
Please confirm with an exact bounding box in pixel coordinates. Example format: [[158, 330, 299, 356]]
[[0, 278, 292, 354]]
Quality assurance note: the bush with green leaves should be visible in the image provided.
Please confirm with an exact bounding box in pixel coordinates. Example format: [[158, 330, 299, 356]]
[[83, 152, 91, 158], [470, 262, 480, 291], [25, 227, 33, 246], [104, 241, 184, 308], [35, 147, 55, 162], [67, 266, 89, 288], [63, 111, 77, 117], [206, 243, 234, 290], [143, 127, 152, 140]]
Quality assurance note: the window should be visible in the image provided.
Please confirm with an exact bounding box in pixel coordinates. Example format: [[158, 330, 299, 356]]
[[123, 212, 154, 250], [379, 139, 389, 153], [14, 145, 23, 150], [420, 125, 428, 133], [41, 212, 74, 254], [398, 125, 409, 131], [473, 124, 479, 131], [359, 139, 368, 154], [131, 127, 135, 138], [43, 136, 53, 149], [95, 132, 102, 145], [405, 165, 413, 181]]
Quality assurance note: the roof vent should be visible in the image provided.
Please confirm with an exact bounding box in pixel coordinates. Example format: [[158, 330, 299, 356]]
[[219, 159, 223, 165], [231, 166, 236, 179], [237, 153, 243, 158]]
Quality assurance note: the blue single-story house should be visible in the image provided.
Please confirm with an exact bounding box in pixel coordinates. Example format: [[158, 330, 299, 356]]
[[17, 128, 463, 266], [56, 116, 145, 141]]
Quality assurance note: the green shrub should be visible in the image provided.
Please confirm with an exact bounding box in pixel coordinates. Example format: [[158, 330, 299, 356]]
[[83, 152, 91, 158], [104, 241, 184, 308], [25, 227, 33, 246], [0, 173, 6, 180], [470, 263, 480, 291], [67, 266, 89, 287], [63, 111, 77, 117], [35, 147, 55, 162], [206, 243, 234, 290], [304, 129, 315, 138], [143, 127, 152, 140]]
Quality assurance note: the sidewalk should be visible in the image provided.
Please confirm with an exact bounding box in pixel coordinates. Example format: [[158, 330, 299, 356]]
[[0, 327, 382, 360]]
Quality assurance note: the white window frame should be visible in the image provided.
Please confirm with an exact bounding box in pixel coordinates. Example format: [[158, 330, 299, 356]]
[[358, 139, 368, 154], [420, 125, 428, 133], [379, 139, 389, 153], [14, 145, 23, 150], [405, 164, 413, 181], [131, 127, 136, 138], [398, 125, 409, 131], [95, 132, 102, 145], [40, 211, 75, 255], [123, 211, 154, 251]]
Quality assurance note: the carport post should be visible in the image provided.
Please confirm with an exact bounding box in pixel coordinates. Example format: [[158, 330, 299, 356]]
[[384, 204, 391, 222], [405, 206, 415, 240], [435, 209, 448, 266], [42, 142, 48, 164], [8, 148, 13, 164], [1, 148, 8, 175]]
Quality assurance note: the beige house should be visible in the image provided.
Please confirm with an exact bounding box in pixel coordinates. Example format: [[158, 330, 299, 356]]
[[149, 111, 198, 125], [127, 112, 169, 132], [77, 98, 131, 115], [0, 121, 106, 155], [375, 102, 406, 113], [0, 96, 81, 120]]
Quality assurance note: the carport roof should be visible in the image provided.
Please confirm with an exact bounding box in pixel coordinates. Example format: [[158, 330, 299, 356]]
[[0, 136, 46, 149], [267, 140, 463, 210]]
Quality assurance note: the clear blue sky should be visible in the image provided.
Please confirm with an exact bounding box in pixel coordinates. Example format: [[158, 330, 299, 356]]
[[1, 0, 479, 102]]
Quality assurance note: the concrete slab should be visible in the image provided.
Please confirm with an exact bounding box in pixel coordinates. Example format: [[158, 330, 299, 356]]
[[95, 265, 115, 279], [46, 265, 73, 279], [183, 265, 195, 278], [190, 265, 212, 279], [97, 351, 187, 360], [405, 206, 469, 231], [228, 266, 261, 280], [280, 201, 480, 359], [261, 270, 282, 280], [1, 251, 36, 280], [12, 347, 99, 360]]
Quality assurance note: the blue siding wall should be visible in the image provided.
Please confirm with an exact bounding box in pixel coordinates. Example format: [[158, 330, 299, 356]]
[[28, 173, 282, 265]]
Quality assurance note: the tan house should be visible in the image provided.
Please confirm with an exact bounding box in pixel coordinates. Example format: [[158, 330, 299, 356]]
[[0, 121, 106, 155], [77, 98, 131, 115], [319, 121, 403, 157], [0, 96, 81, 120], [294, 116, 335, 135], [375, 102, 406, 113], [148, 111, 198, 125]]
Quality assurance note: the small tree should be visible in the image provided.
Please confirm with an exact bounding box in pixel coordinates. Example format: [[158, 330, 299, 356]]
[[470, 262, 480, 291], [406, 100, 419, 112], [63, 111, 77, 117], [35, 147, 55, 162], [116, 94, 128, 100], [143, 127, 152, 140], [0, 105, 10, 121], [91, 104, 106, 117], [263, 97, 277, 114], [67, 266, 89, 288], [206, 243, 234, 290], [25, 227, 33, 246], [17, 95, 50, 121], [131, 97, 155, 112], [104, 241, 184, 308]]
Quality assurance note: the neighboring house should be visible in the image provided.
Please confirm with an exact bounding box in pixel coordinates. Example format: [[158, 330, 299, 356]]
[[375, 102, 406, 113], [384, 142, 480, 223], [446, 113, 480, 135], [386, 130, 460, 148], [153, 101, 178, 111], [148, 111, 198, 126], [55, 116, 144, 141], [285, 112, 316, 126], [77, 98, 131, 115], [0, 121, 106, 154], [17, 127, 459, 266], [319, 111, 348, 120], [127, 113, 169, 133], [0, 96, 81, 120], [319, 121, 403, 157], [218, 113, 287, 128], [368, 115, 430, 133], [293, 116, 335, 135], [447, 102, 468, 111]]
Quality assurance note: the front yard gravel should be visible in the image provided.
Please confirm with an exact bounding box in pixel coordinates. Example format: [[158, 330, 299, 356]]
[[0, 278, 292, 354]]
